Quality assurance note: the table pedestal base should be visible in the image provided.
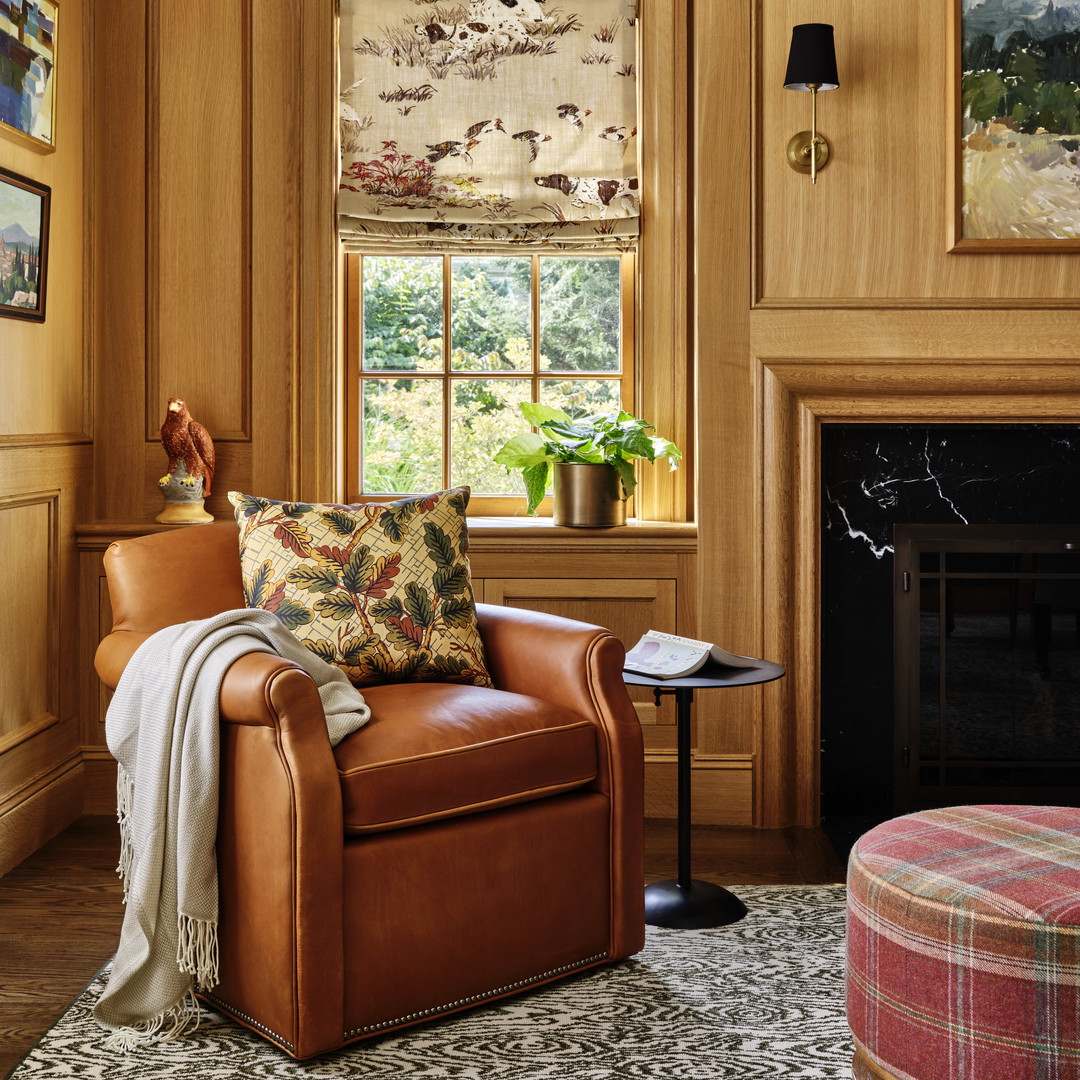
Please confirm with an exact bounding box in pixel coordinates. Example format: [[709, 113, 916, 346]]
[[644, 879, 748, 929]]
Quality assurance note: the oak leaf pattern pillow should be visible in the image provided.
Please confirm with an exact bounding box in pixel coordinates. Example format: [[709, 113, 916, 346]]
[[227, 487, 492, 688]]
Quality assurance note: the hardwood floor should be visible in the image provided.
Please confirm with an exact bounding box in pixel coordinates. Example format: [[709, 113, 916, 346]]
[[0, 817, 124, 1078], [0, 816, 845, 1077]]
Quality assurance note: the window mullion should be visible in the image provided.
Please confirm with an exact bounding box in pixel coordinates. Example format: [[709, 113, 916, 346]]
[[443, 254, 452, 489], [531, 253, 540, 406]]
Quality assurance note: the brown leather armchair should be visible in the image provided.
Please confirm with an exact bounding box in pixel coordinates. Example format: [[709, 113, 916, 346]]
[[94, 523, 645, 1059]]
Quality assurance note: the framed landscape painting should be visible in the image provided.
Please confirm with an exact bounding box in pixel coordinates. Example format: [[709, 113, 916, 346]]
[[950, 0, 1080, 250], [0, 166, 49, 321], [0, 0, 57, 151]]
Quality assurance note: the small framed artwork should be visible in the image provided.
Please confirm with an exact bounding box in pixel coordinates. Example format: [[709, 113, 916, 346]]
[[949, 0, 1080, 252], [0, 166, 50, 322], [0, 0, 58, 152]]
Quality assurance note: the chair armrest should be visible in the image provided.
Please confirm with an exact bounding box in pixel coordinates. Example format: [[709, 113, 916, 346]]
[[95, 627, 346, 1057], [476, 603, 638, 727], [96, 629, 335, 730]]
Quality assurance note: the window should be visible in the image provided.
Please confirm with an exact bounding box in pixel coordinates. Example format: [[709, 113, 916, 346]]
[[345, 252, 634, 510]]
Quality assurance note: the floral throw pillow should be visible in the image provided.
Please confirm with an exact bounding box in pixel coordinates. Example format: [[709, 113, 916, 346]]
[[227, 487, 492, 689]]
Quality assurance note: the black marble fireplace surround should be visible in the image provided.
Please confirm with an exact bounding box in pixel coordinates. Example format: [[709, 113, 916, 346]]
[[821, 424, 1080, 850]]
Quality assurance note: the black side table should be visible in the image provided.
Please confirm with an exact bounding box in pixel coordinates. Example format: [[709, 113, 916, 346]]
[[624, 659, 786, 929]]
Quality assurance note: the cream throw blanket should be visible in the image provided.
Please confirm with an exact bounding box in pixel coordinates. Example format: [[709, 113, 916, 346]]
[[93, 608, 370, 1049]]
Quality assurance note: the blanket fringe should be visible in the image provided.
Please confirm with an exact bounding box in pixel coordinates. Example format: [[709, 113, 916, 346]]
[[114, 764, 135, 898], [102, 989, 202, 1052], [177, 913, 219, 990]]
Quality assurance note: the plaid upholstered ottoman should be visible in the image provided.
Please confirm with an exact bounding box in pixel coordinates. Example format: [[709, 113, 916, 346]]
[[847, 805, 1080, 1080]]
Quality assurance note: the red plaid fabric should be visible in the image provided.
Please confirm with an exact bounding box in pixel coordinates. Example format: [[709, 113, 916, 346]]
[[847, 805, 1080, 1080]]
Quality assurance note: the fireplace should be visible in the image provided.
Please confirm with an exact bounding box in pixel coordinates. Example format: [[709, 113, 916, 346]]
[[820, 424, 1080, 841], [894, 524, 1080, 810]]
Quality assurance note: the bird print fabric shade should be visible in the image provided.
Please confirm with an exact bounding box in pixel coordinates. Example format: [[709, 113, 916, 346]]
[[338, 0, 639, 253]]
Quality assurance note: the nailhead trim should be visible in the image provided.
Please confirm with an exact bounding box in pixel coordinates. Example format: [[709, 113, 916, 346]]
[[343, 952, 610, 1039], [200, 993, 294, 1051]]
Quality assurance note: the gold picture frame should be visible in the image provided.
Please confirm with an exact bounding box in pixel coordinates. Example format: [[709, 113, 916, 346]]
[[0, 0, 58, 153], [948, 0, 1080, 252]]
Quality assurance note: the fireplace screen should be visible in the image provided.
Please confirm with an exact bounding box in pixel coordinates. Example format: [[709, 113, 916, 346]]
[[893, 525, 1080, 812]]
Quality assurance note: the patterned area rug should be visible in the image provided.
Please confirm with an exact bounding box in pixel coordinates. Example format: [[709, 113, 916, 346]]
[[7, 885, 851, 1080]]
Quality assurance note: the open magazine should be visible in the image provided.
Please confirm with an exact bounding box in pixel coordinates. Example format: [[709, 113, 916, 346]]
[[623, 629, 761, 680]]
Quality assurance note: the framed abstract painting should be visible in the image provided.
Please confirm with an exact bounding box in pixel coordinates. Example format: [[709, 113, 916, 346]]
[[0, 0, 58, 152], [0, 166, 50, 321], [950, 0, 1080, 251]]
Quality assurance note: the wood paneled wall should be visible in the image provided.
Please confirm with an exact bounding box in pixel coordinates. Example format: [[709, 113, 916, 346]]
[[92, 0, 337, 529], [695, 0, 1080, 827], [0, 1, 91, 874]]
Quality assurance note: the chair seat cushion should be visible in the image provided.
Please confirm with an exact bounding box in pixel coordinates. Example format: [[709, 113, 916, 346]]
[[334, 682, 598, 834]]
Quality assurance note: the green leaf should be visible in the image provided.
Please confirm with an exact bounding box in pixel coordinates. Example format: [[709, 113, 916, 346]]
[[523, 460, 551, 515], [404, 582, 434, 627], [379, 508, 412, 542], [314, 593, 358, 621], [423, 522, 456, 569], [304, 639, 337, 664], [384, 615, 425, 651], [439, 594, 475, 627], [234, 494, 271, 519], [433, 565, 469, 598], [274, 600, 314, 630], [519, 401, 570, 428], [341, 634, 381, 667], [341, 547, 375, 594], [246, 560, 273, 608], [493, 432, 550, 468], [286, 564, 340, 593], [280, 503, 313, 519], [610, 455, 637, 500], [426, 653, 481, 682], [321, 509, 358, 537], [370, 596, 405, 621], [649, 436, 682, 468], [356, 653, 400, 683]]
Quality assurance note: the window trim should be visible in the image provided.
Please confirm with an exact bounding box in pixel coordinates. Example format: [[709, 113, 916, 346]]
[[338, 0, 692, 522], [344, 252, 635, 514]]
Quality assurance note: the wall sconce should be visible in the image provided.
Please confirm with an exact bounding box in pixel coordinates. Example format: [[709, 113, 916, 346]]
[[783, 23, 839, 184]]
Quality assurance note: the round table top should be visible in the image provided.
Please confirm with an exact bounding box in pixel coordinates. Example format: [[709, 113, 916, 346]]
[[622, 658, 786, 690]]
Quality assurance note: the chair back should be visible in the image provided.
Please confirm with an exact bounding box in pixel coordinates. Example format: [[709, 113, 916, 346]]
[[103, 522, 245, 635]]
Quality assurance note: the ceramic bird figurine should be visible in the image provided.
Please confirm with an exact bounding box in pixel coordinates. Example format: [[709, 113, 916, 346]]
[[160, 397, 215, 496]]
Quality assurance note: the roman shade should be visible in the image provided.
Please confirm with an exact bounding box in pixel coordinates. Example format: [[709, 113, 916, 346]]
[[338, 0, 639, 253]]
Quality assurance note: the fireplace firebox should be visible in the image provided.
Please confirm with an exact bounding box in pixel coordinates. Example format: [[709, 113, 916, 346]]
[[821, 424, 1080, 845], [893, 524, 1080, 812]]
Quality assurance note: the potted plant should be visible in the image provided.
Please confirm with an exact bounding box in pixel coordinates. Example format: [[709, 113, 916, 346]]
[[493, 402, 681, 526]]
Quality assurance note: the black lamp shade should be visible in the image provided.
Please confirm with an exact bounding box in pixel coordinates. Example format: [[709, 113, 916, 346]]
[[783, 23, 838, 91]]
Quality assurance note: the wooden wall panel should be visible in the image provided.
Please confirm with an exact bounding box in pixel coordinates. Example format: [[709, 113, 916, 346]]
[[0, 498, 56, 738], [756, 1, 1080, 304], [0, 0, 89, 441], [91, 0, 146, 522], [696, 0, 1080, 827], [0, 2, 91, 871], [92, 0, 333, 523], [149, 0, 249, 442]]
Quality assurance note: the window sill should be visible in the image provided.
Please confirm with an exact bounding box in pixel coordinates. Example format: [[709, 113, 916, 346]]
[[466, 517, 696, 553], [76, 517, 698, 554]]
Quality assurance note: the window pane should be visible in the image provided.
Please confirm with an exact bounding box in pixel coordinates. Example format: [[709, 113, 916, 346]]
[[450, 379, 531, 495], [451, 257, 531, 372], [362, 379, 443, 493], [539, 379, 622, 418], [539, 257, 620, 373], [362, 256, 443, 372]]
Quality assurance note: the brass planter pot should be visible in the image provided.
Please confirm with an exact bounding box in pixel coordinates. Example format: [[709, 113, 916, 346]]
[[552, 463, 627, 528]]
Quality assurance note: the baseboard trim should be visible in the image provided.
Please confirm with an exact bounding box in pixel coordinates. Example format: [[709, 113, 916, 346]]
[[0, 756, 84, 875]]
